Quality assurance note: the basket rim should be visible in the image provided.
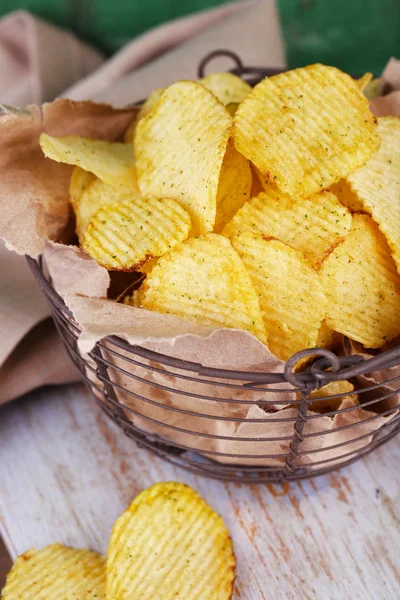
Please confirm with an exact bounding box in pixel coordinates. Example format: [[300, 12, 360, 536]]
[[27, 255, 400, 387]]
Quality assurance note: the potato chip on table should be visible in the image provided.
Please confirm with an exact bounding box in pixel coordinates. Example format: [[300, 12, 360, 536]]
[[223, 187, 352, 269], [82, 196, 191, 271], [200, 72, 251, 106], [140, 233, 267, 344], [134, 81, 232, 235], [214, 140, 252, 233], [231, 234, 327, 361], [40, 133, 139, 191], [320, 214, 400, 348], [2, 543, 105, 599], [73, 178, 140, 242], [346, 117, 400, 272], [234, 64, 380, 198], [107, 482, 235, 600]]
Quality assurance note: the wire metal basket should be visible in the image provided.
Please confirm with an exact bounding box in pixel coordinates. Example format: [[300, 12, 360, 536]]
[[26, 53, 400, 482]]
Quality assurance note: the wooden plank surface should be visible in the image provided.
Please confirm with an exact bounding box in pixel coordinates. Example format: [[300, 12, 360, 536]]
[[1, 382, 399, 599]]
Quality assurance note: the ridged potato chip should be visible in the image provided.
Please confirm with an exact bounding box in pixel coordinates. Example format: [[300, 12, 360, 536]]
[[40, 133, 139, 191], [141, 233, 267, 343], [74, 178, 140, 242], [320, 214, 400, 347], [316, 321, 342, 349], [69, 166, 96, 207], [356, 72, 373, 92], [308, 381, 357, 413], [234, 64, 380, 198], [223, 188, 352, 268], [347, 117, 400, 272], [2, 543, 105, 599], [200, 72, 251, 106], [82, 196, 191, 271], [231, 234, 327, 360], [330, 179, 364, 212], [214, 141, 252, 233], [122, 289, 142, 307], [107, 482, 235, 600], [124, 89, 164, 143], [135, 81, 232, 235]]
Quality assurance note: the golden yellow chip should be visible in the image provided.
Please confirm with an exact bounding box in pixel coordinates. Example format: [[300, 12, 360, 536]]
[[214, 141, 252, 233], [225, 102, 239, 116], [231, 234, 327, 360], [308, 381, 357, 413], [234, 64, 380, 198], [122, 289, 142, 307], [40, 133, 139, 191], [200, 72, 251, 106], [320, 214, 400, 348], [82, 196, 191, 271], [69, 166, 97, 207], [329, 179, 364, 212], [356, 72, 373, 92], [74, 178, 140, 242], [223, 188, 352, 268], [347, 117, 400, 272], [141, 233, 267, 343], [107, 482, 235, 600], [135, 81, 232, 235], [362, 77, 382, 100], [124, 89, 164, 143], [2, 543, 105, 599], [316, 321, 342, 349]]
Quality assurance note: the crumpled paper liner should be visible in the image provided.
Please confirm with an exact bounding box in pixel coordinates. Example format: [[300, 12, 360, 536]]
[[0, 100, 135, 257], [1, 90, 399, 468], [370, 57, 400, 117]]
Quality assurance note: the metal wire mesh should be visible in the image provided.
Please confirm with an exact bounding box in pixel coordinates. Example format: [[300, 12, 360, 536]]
[[27, 253, 400, 482], [26, 53, 400, 481]]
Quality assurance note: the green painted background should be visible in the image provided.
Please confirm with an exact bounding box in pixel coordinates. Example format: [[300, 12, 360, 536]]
[[2, 0, 399, 73]]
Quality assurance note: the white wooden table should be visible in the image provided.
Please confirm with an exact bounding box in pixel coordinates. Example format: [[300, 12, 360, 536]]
[[1, 382, 399, 599]]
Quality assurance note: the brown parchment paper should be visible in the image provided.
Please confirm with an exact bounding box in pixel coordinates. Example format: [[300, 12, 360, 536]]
[[370, 57, 400, 117], [1, 92, 399, 468]]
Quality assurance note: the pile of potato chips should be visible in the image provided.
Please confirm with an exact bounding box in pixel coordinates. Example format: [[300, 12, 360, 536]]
[[40, 65, 400, 361], [2, 482, 235, 599]]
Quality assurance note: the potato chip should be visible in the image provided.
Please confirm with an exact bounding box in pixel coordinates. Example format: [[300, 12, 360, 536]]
[[135, 81, 232, 235], [234, 64, 380, 198], [223, 188, 352, 268], [250, 165, 265, 197], [74, 178, 140, 242], [122, 289, 142, 307], [363, 77, 382, 100], [225, 102, 239, 116], [82, 196, 191, 271], [316, 321, 342, 349], [40, 133, 139, 191], [356, 72, 373, 92], [308, 381, 357, 413], [320, 214, 400, 347], [69, 166, 96, 207], [200, 72, 251, 106], [231, 234, 327, 360], [330, 179, 364, 212], [124, 89, 164, 143], [347, 117, 400, 272], [2, 543, 105, 599], [107, 482, 235, 600], [214, 141, 252, 233], [141, 233, 267, 343]]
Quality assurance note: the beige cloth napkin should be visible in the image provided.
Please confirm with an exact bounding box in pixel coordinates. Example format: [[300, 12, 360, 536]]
[[0, 1, 285, 404]]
